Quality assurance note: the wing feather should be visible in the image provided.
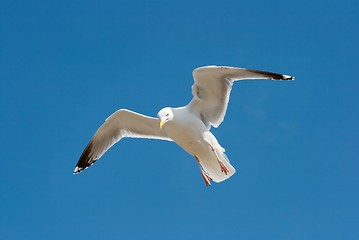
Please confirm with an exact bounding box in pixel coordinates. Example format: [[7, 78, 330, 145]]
[[188, 66, 294, 128], [74, 109, 171, 173]]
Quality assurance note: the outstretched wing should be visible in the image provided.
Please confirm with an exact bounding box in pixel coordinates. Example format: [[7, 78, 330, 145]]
[[187, 66, 294, 128], [74, 109, 171, 173]]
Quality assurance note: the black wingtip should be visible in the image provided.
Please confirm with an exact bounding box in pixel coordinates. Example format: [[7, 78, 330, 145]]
[[73, 141, 96, 174], [271, 73, 295, 81], [247, 69, 294, 81], [283, 75, 295, 80], [281, 75, 295, 81], [73, 166, 84, 174]]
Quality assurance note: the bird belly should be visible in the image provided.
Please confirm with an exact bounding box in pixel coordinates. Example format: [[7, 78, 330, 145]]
[[167, 127, 207, 155], [163, 119, 207, 156]]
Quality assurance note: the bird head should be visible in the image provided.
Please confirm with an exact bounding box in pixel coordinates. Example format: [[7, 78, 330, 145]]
[[157, 107, 174, 129]]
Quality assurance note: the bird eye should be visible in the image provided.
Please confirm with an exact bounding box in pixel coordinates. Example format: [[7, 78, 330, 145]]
[[166, 113, 169, 117]]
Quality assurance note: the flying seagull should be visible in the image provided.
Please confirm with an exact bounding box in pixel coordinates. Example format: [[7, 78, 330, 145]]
[[74, 66, 294, 186]]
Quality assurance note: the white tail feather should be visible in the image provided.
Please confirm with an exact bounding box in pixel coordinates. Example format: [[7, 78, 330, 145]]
[[200, 132, 236, 182]]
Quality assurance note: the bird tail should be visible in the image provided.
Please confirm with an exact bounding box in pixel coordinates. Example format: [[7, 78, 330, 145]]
[[201, 132, 236, 183], [203, 152, 236, 183]]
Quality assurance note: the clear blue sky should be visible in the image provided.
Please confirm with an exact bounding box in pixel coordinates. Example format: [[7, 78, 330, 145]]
[[1, 0, 358, 239]]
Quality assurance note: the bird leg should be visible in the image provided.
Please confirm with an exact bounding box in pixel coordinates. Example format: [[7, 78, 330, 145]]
[[200, 168, 212, 187], [218, 160, 230, 175], [208, 144, 229, 175], [194, 156, 212, 186]]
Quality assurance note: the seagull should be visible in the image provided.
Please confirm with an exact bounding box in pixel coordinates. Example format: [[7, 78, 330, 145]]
[[74, 66, 294, 186]]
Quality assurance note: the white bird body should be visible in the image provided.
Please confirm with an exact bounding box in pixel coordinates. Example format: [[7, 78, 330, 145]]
[[74, 66, 294, 186], [159, 106, 235, 183], [160, 107, 208, 155]]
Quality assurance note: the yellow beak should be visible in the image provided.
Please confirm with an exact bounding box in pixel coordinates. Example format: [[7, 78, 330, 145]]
[[159, 119, 167, 129]]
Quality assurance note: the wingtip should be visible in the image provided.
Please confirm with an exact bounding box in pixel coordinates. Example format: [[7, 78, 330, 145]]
[[73, 166, 83, 174], [74, 141, 97, 174], [283, 74, 295, 80]]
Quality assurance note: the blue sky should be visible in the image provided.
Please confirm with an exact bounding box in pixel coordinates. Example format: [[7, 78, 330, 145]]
[[1, 0, 358, 239]]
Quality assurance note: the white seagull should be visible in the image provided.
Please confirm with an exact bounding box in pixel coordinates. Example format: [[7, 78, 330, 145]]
[[74, 66, 294, 186]]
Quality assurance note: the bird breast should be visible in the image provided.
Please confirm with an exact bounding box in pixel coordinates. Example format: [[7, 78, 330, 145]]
[[163, 108, 208, 155]]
